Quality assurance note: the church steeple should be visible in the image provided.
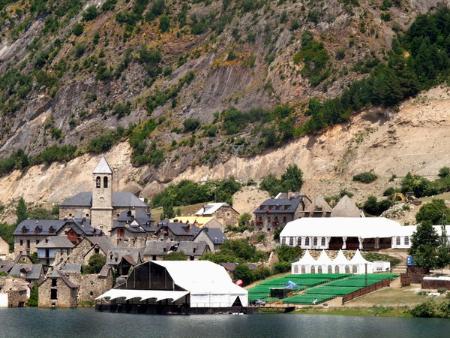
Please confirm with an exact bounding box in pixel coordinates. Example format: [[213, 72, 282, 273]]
[[91, 157, 113, 232]]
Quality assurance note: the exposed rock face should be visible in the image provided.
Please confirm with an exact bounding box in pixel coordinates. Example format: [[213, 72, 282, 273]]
[[1, 87, 449, 217]]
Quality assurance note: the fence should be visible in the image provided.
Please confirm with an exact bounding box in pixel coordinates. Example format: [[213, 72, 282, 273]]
[[342, 279, 390, 304]]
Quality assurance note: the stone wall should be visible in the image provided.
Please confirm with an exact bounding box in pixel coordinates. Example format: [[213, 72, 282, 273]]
[[38, 277, 78, 308], [59, 207, 91, 219], [214, 207, 239, 226], [0, 237, 9, 259], [76, 274, 113, 304], [14, 235, 45, 256]]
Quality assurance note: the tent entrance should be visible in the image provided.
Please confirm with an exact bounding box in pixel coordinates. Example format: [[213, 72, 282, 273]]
[[232, 297, 243, 307]]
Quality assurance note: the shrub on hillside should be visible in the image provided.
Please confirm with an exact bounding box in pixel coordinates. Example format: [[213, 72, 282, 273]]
[[353, 171, 378, 183]]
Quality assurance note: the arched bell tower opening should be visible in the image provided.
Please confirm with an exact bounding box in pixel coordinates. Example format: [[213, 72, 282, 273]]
[[91, 157, 113, 233]]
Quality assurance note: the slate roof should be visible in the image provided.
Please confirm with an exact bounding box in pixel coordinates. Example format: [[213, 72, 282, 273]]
[[14, 220, 66, 236], [9, 264, 43, 280], [112, 209, 154, 234], [159, 221, 200, 237], [178, 241, 208, 257], [93, 157, 112, 174], [195, 203, 230, 216], [99, 264, 112, 278], [254, 196, 306, 214], [86, 236, 113, 254], [106, 247, 143, 266], [14, 218, 99, 237], [60, 192, 148, 208], [48, 270, 78, 289], [194, 228, 226, 245], [61, 263, 81, 274], [36, 236, 74, 249], [143, 241, 177, 257], [0, 260, 14, 274]]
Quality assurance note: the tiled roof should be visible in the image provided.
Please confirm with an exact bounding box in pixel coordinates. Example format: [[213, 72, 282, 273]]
[[106, 247, 143, 266], [86, 236, 113, 254], [60, 192, 148, 208], [112, 210, 153, 234], [0, 260, 14, 274], [161, 221, 200, 237], [61, 263, 81, 274], [49, 270, 78, 289], [9, 264, 43, 280]]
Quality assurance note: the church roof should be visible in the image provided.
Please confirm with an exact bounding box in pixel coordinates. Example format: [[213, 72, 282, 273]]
[[93, 157, 112, 175], [60, 192, 147, 208]]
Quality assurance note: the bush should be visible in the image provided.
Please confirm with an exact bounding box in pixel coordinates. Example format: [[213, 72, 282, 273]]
[[260, 165, 303, 196], [183, 118, 200, 132], [83, 6, 98, 21], [27, 285, 38, 307], [72, 23, 84, 36], [82, 253, 106, 274], [410, 301, 437, 318], [112, 102, 131, 119], [88, 129, 124, 154], [35, 145, 77, 165], [362, 196, 392, 216], [293, 31, 330, 86], [353, 171, 378, 183], [416, 199, 450, 224], [276, 245, 302, 263], [159, 14, 170, 32], [363, 252, 401, 267], [234, 264, 255, 285], [439, 167, 450, 178], [272, 261, 291, 274]]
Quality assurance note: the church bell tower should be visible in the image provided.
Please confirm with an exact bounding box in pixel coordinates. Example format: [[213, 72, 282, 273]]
[[91, 157, 113, 233]]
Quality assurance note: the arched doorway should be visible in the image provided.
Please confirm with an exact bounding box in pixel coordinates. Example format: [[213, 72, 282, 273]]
[[318, 266, 323, 274], [294, 265, 298, 274], [311, 266, 316, 274], [334, 266, 339, 274], [345, 265, 350, 274], [328, 237, 343, 250], [301, 266, 306, 274], [352, 265, 358, 274], [328, 265, 333, 274]]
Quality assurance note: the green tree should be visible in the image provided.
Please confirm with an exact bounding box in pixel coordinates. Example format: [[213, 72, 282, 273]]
[[410, 222, 440, 271], [159, 14, 170, 32], [16, 197, 28, 224], [238, 213, 251, 227], [83, 253, 106, 274], [416, 199, 450, 225], [281, 165, 303, 192], [438, 167, 450, 178], [27, 285, 38, 307], [161, 198, 175, 219], [276, 245, 302, 263], [233, 264, 255, 285]]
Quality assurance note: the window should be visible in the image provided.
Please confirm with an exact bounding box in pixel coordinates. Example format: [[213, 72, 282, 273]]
[[51, 279, 57, 287], [51, 288, 57, 300], [281, 237, 286, 245], [103, 176, 108, 188], [305, 237, 310, 246], [283, 216, 287, 223], [313, 237, 318, 246], [20, 240, 23, 246], [404, 236, 410, 246], [36, 240, 40, 244], [396, 237, 401, 245], [289, 237, 294, 246], [321, 237, 325, 246], [96, 176, 101, 188]]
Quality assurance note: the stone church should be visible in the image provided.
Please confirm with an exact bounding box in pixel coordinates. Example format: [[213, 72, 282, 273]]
[[59, 157, 153, 242]]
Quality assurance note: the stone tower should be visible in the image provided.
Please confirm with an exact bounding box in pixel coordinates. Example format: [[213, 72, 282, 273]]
[[91, 157, 113, 233]]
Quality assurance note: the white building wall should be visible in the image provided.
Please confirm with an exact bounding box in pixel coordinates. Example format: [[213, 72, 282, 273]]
[[190, 293, 248, 308], [0, 293, 8, 308]]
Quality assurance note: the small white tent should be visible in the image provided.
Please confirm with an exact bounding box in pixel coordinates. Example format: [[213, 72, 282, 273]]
[[350, 249, 373, 274], [333, 250, 351, 274], [291, 250, 316, 274], [313, 250, 333, 274]]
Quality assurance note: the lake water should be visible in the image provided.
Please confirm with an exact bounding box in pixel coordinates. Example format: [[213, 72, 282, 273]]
[[0, 308, 448, 338]]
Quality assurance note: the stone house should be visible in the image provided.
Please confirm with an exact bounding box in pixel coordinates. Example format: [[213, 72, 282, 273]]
[[195, 203, 240, 227], [59, 263, 114, 305], [8, 264, 44, 284], [0, 277, 30, 308], [110, 209, 156, 248], [298, 196, 333, 218], [36, 236, 74, 266], [178, 241, 210, 260], [106, 247, 144, 276], [254, 193, 313, 231], [66, 236, 113, 266], [155, 221, 200, 241], [193, 228, 226, 252], [0, 236, 9, 260], [13, 218, 100, 256], [38, 270, 78, 308]]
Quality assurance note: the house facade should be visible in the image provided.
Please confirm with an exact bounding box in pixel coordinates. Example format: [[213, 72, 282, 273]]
[[254, 193, 313, 231], [38, 270, 78, 308], [0, 237, 8, 260], [195, 203, 240, 227]]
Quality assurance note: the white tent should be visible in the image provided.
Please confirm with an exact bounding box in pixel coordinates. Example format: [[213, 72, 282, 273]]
[[291, 249, 391, 275], [313, 250, 334, 274], [291, 250, 315, 274]]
